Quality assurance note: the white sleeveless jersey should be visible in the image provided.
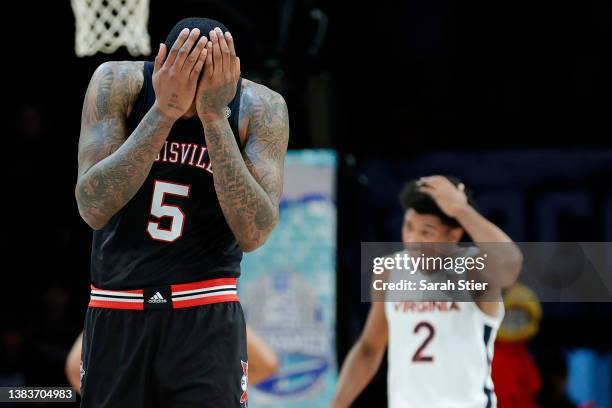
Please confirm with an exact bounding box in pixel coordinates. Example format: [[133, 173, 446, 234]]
[[384, 251, 503, 408]]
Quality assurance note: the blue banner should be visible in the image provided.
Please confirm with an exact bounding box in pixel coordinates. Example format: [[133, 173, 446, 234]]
[[240, 150, 337, 408]]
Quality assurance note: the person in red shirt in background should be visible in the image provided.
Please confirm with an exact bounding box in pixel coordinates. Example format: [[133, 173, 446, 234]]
[[492, 283, 542, 408]]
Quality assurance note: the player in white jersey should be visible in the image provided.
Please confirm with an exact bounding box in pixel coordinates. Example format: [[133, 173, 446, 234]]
[[331, 175, 522, 408]]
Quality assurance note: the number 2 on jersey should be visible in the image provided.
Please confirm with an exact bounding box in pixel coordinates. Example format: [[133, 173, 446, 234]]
[[412, 321, 435, 362], [147, 180, 191, 243]]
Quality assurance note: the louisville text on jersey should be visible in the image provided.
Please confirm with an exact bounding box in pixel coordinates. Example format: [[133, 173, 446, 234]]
[[155, 141, 213, 174]]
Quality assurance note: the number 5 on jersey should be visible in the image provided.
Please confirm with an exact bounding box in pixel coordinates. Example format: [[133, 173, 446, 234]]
[[147, 180, 191, 242]]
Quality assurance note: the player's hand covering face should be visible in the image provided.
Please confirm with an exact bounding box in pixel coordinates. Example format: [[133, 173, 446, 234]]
[[196, 27, 241, 118], [152, 28, 208, 119]]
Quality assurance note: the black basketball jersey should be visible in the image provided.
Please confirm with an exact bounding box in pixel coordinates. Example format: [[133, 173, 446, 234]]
[[90, 62, 243, 289]]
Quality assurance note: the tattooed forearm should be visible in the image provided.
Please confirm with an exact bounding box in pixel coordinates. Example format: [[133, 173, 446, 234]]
[[202, 84, 289, 252], [203, 118, 275, 249], [75, 61, 175, 229], [76, 108, 173, 228]]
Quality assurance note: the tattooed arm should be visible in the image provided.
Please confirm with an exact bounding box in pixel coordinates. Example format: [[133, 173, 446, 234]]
[[76, 29, 209, 229], [196, 28, 288, 251], [201, 82, 289, 252], [75, 61, 173, 229]]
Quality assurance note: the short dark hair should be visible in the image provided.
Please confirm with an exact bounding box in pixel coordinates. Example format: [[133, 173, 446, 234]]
[[399, 176, 475, 228], [164, 17, 229, 51]]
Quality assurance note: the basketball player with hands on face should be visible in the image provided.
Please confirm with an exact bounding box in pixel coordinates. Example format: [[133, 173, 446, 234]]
[[331, 176, 522, 408], [75, 17, 288, 408]]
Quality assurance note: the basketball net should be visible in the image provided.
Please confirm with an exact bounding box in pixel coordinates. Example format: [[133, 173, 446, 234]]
[[71, 0, 151, 57]]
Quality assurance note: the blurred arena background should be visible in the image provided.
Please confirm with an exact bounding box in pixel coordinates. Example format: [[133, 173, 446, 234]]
[[2, 0, 611, 407]]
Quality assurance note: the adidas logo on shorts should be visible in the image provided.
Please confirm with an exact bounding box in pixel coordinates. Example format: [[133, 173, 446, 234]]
[[148, 292, 167, 303]]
